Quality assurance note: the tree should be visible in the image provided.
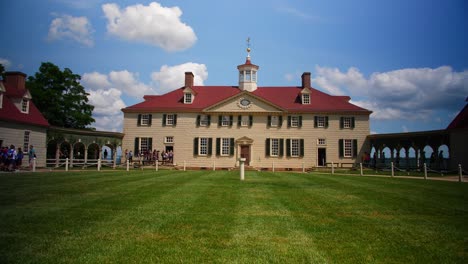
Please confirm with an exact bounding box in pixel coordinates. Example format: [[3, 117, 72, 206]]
[[0, 64, 5, 80], [27, 62, 95, 129]]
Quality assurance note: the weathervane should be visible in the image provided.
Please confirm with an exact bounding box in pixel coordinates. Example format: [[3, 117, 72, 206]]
[[246, 37, 251, 57]]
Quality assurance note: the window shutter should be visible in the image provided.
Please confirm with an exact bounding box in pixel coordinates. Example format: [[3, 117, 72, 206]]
[[207, 115, 211, 126], [162, 114, 167, 126], [286, 139, 291, 157], [279, 139, 284, 157], [148, 114, 152, 126], [287, 116, 291, 127], [314, 116, 318, 128], [238, 115, 242, 126], [218, 115, 222, 126], [351, 117, 355, 128], [230, 138, 235, 156], [137, 114, 142, 126], [134, 137, 139, 155], [208, 138, 213, 156], [249, 115, 253, 127], [229, 115, 233, 126], [148, 138, 153, 151], [325, 116, 329, 128], [279, 116, 283, 127], [340, 117, 344, 129], [196, 115, 201, 126], [216, 138, 220, 156], [265, 138, 270, 156], [300, 139, 304, 157], [174, 114, 177, 125], [194, 138, 199, 155], [299, 116, 303, 127], [339, 139, 344, 158], [353, 139, 358, 158], [267, 116, 271, 127]]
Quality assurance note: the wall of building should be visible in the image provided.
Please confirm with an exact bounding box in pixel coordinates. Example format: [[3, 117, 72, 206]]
[[0, 121, 47, 167], [122, 112, 370, 169], [449, 128, 468, 171]]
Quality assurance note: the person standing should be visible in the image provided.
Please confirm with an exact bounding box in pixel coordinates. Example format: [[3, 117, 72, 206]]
[[29, 145, 36, 169]]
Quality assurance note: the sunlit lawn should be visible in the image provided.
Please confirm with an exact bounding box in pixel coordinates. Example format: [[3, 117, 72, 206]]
[[0, 170, 466, 263]]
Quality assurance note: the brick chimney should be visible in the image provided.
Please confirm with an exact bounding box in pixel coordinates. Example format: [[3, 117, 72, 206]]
[[4, 72, 27, 91], [301, 72, 311, 89], [184, 72, 194, 88]]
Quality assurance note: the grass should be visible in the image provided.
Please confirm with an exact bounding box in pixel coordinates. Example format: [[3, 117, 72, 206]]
[[0, 170, 466, 263]]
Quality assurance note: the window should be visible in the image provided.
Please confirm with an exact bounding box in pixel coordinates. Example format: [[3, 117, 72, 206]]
[[221, 138, 230, 156], [288, 115, 302, 128], [165, 136, 174, 143], [21, 98, 29, 113], [318, 138, 326, 146], [302, 94, 310, 104], [199, 138, 208, 156], [286, 138, 304, 157], [315, 116, 328, 128], [339, 139, 358, 158], [184, 93, 192, 104], [239, 71, 244, 82], [134, 137, 153, 155], [198, 115, 210, 126], [268, 115, 282, 127], [163, 114, 177, 126], [219, 115, 232, 127], [340, 117, 355, 129], [238, 115, 252, 127], [271, 138, 279, 156], [140, 138, 150, 152], [245, 70, 251, 81], [23, 131, 30, 152], [291, 139, 300, 157], [141, 114, 150, 125]]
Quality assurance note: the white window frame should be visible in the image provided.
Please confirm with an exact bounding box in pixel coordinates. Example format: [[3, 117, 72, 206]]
[[270, 138, 280, 157], [140, 137, 150, 153], [21, 98, 29, 113], [245, 70, 252, 81], [317, 138, 326, 146], [200, 115, 209, 126], [344, 139, 353, 158], [184, 93, 192, 104], [221, 115, 230, 127], [241, 115, 249, 127], [290, 139, 300, 157], [166, 114, 175, 126], [343, 117, 352, 129], [270, 116, 279, 127], [290, 116, 299, 127], [23, 131, 30, 152], [302, 94, 310, 104], [141, 114, 150, 126], [199, 138, 208, 156], [317, 116, 326, 128], [221, 138, 230, 156], [165, 136, 174, 144]]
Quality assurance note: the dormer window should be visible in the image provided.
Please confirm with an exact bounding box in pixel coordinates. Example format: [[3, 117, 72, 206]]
[[302, 94, 310, 104], [21, 98, 29, 113], [184, 93, 193, 104]]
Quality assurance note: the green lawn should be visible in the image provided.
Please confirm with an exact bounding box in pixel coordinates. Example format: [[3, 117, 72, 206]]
[[0, 170, 466, 263]]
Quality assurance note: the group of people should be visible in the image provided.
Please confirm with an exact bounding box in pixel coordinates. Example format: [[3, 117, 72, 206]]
[[0, 145, 35, 172], [124, 149, 174, 165]]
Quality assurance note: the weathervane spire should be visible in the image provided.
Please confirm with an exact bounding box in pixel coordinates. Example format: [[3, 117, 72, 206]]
[[246, 37, 251, 63]]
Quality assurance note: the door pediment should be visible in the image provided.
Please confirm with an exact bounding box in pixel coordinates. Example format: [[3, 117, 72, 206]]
[[236, 136, 254, 145]]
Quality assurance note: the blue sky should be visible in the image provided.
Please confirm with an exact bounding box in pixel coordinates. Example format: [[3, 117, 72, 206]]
[[1, 0, 467, 133]]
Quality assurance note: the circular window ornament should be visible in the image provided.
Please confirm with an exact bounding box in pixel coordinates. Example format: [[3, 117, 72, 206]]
[[238, 98, 252, 109]]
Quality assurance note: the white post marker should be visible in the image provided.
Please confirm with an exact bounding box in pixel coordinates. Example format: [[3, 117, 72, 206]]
[[65, 158, 69, 172], [213, 161, 216, 171], [184, 161, 186, 171], [155, 161, 158, 171], [391, 162, 394, 177], [302, 162, 305, 173], [33, 158, 36, 172], [126, 160, 129, 171], [272, 162, 275, 173], [239, 158, 246, 181], [424, 163, 427, 180], [331, 162, 334, 174], [98, 159, 101, 171], [459, 164, 463, 183], [360, 163, 363, 176]]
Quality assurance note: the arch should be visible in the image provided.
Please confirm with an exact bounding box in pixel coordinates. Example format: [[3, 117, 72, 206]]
[[102, 145, 112, 161], [60, 141, 71, 159], [87, 143, 100, 160], [47, 139, 58, 160]]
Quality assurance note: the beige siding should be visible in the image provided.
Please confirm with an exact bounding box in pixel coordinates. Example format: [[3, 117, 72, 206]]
[[122, 111, 370, 169], [0, 121, 47, 167]]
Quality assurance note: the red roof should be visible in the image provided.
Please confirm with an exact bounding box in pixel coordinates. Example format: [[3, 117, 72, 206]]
[[0, 81, 49, 127], [123, 85, 371, 114], [446, 98, 468, 129]]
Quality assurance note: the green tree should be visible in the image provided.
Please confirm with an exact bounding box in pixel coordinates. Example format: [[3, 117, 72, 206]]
[[0, 64, 5, 80], [27, 62, 95, 129]]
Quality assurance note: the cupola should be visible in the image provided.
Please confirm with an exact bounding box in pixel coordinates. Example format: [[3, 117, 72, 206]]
[[237, 38, 259, 92]]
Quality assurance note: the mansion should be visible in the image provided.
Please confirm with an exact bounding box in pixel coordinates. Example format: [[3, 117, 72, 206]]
[[122, 50, 372, 170]]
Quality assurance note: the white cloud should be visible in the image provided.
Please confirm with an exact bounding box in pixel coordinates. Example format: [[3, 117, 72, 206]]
[[151, 62, 208, 94], [82, 72, 111, 90], [313, 65, 468, 121], [0, 58, 12, 69], [87, 88, 126, 115], [48, 14, 94, 47], [102, 2, 197, 52], [108, 70, 155, 98]]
